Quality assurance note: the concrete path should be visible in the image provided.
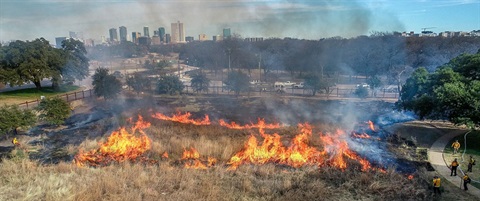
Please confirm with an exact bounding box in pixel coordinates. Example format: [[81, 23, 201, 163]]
[[428, 131, 480, 198]]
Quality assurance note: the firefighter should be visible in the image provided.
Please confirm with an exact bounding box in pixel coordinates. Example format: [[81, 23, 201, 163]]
[[450, 158, 459, 176], [463, 174, 471, 191], [451, 140, 460, 154], [12, 137, 19, 146], [468, 156, 475, 172], [433, 176, 441, 195]]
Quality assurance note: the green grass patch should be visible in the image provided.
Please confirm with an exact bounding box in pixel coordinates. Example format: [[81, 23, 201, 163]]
[[0, 85, 79, 100], [444, 131, 480, 189]]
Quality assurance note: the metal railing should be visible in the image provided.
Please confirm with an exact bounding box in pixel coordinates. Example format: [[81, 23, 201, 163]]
[[18, 89, 93, 109]]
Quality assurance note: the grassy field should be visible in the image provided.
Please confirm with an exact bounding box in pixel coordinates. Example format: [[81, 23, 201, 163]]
[[444, 131, 480, 189], [0, 85, 80, 105], [1, 97, 478, 201]]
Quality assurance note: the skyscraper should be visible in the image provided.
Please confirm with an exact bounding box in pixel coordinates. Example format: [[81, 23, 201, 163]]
[[109, 28, 118, 42], [158, 27, 165, 42], [143, 26, 150, 38], [223, 28, 231, 39], [171, 21, 185, 43], [132, 32, 141, 43], [119, 26, 127, 42]]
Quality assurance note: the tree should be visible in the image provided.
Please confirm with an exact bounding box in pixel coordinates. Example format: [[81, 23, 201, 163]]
[[0, 105, 36, 137], [0, 38, 64, 89], [60, 38, 90, 85], [156, 75, 184, 95], [224, 70, 250, 96], [354, 87, 369, 99], [398, 52, 480, 128], [92, 67, 122, 100], [36, 97, 71, 126], [304, 74, 322, 96], [190, 72, 210, 93], [126, 74, 150, 94]]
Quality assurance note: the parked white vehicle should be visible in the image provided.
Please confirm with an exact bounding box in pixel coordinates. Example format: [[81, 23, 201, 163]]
[[274, 81, 296, 88], [293, 82, 304, 88]]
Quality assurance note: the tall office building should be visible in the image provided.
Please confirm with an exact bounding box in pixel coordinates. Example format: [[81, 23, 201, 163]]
[[171, 21, 185, 43], [55, 37, 67, 48], [109, 28, 118, 42], [223, 28, 231, 39], [119, 26, 128, 42], [132, 32, 141, 43], [165, 34, 171, 43], [198, 34, 207, 41], [143, 26, 150, 37], [158, 27, 165, 42]]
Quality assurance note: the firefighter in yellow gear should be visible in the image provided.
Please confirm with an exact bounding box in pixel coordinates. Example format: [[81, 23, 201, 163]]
[[451, 140, 460, 154], [450, 158, 459, 176], [463, 174, 471, 191], [433, 176, 441, 195], [468, 156, 475, 172], [12, 137, 19, 146]]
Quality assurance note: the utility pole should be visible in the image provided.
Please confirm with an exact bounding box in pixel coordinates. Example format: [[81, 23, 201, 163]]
[[227, 48, 231, 72], [257, 54, 261, 81]]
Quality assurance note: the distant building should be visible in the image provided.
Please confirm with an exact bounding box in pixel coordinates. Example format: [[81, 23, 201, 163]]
[[153, 30, 159, 36], [171, 21, 185, 43], [143, 26, 150, 38], [198, 34, 207, 41], [109, 28, 118, 42], [83, 39, 95, 47], [55, 37, 67, 48], [158, 27, 165, 42], [245, 37, 264, 42], [185, 36, 194, 42], [132, 32, 141, 43], [165, 34, 171, 43], [119, 26, 128, 42], [138, 36, 151, 46], [151, 36, 161, 45], [213, 35, 222, 41], [223, 28, 231, 39]]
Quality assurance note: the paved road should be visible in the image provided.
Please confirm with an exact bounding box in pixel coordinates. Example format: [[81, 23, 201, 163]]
[[428, 131, 480, 198]]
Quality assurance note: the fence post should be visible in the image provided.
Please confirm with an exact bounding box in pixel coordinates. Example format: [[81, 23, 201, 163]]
[[74, 92, 77, 100], [82, 90, 85, 98], [25, 101, 28, 108]]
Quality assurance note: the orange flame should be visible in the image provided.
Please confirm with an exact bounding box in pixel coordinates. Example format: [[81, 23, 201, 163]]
[[162, 152, 169, 159], [228, 125, 374, 171], [219, 118, 281, 130], [352, 133, 371, 139], [181, 147, 216, 169], [368, 120, 375, 131], [227, 123, 326, 170], [408, 175, 414, 180], [152, 111, 211, 125], [74, 116, 152, 167]]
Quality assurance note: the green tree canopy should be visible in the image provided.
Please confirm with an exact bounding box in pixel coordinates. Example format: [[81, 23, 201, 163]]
[[92, 67, 122, 100], [224, 70, 249, 96], [126, 74, 151, 94], [0, 105, 36, 137], [190, 72, 210, 93], [36, 97, 71, 126], [60, 38, 90, 84], [398, 52, 480, 128], [0, 38, 64, 89], [156, 75, 184, 95]]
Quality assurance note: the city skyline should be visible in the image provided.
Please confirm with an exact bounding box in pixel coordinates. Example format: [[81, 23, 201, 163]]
[[1, 0, 479, 43]]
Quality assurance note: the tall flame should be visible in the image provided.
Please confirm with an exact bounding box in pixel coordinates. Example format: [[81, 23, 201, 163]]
[[368, 120, 375, 131], [152, 111, 211, 125], [74, 116, 152, 167]]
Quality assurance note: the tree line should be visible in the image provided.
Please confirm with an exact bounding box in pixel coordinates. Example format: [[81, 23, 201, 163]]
[[0, 38, 89, 89]]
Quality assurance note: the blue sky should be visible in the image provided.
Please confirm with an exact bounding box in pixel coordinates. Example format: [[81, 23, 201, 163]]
[[0, 0, 479, 43]]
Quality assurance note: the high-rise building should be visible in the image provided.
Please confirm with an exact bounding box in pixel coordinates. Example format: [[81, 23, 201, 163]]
[[138, 36, 151, 46], [185, 36, 194, 42], [109, 28, 118, 42], [223, 28, 231, 39], [171, 21, 185, 43], [213, 35, 223, 42], [165, 34, 171, 43], [158, 27, 165, 42], [151, 36, 161, 45], [199, 34, 207, 41], [55, 37, 67, 48], [119, 26, 128, 42], [143, 26, 150, 38], [132, 32, 141, 43]]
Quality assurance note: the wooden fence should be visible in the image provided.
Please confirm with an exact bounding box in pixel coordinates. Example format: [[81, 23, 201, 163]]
[[18, 89, 93, 109]]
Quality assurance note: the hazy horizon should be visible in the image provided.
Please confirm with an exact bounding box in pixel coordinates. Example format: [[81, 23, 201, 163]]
[[1, 0, 479, 43]]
